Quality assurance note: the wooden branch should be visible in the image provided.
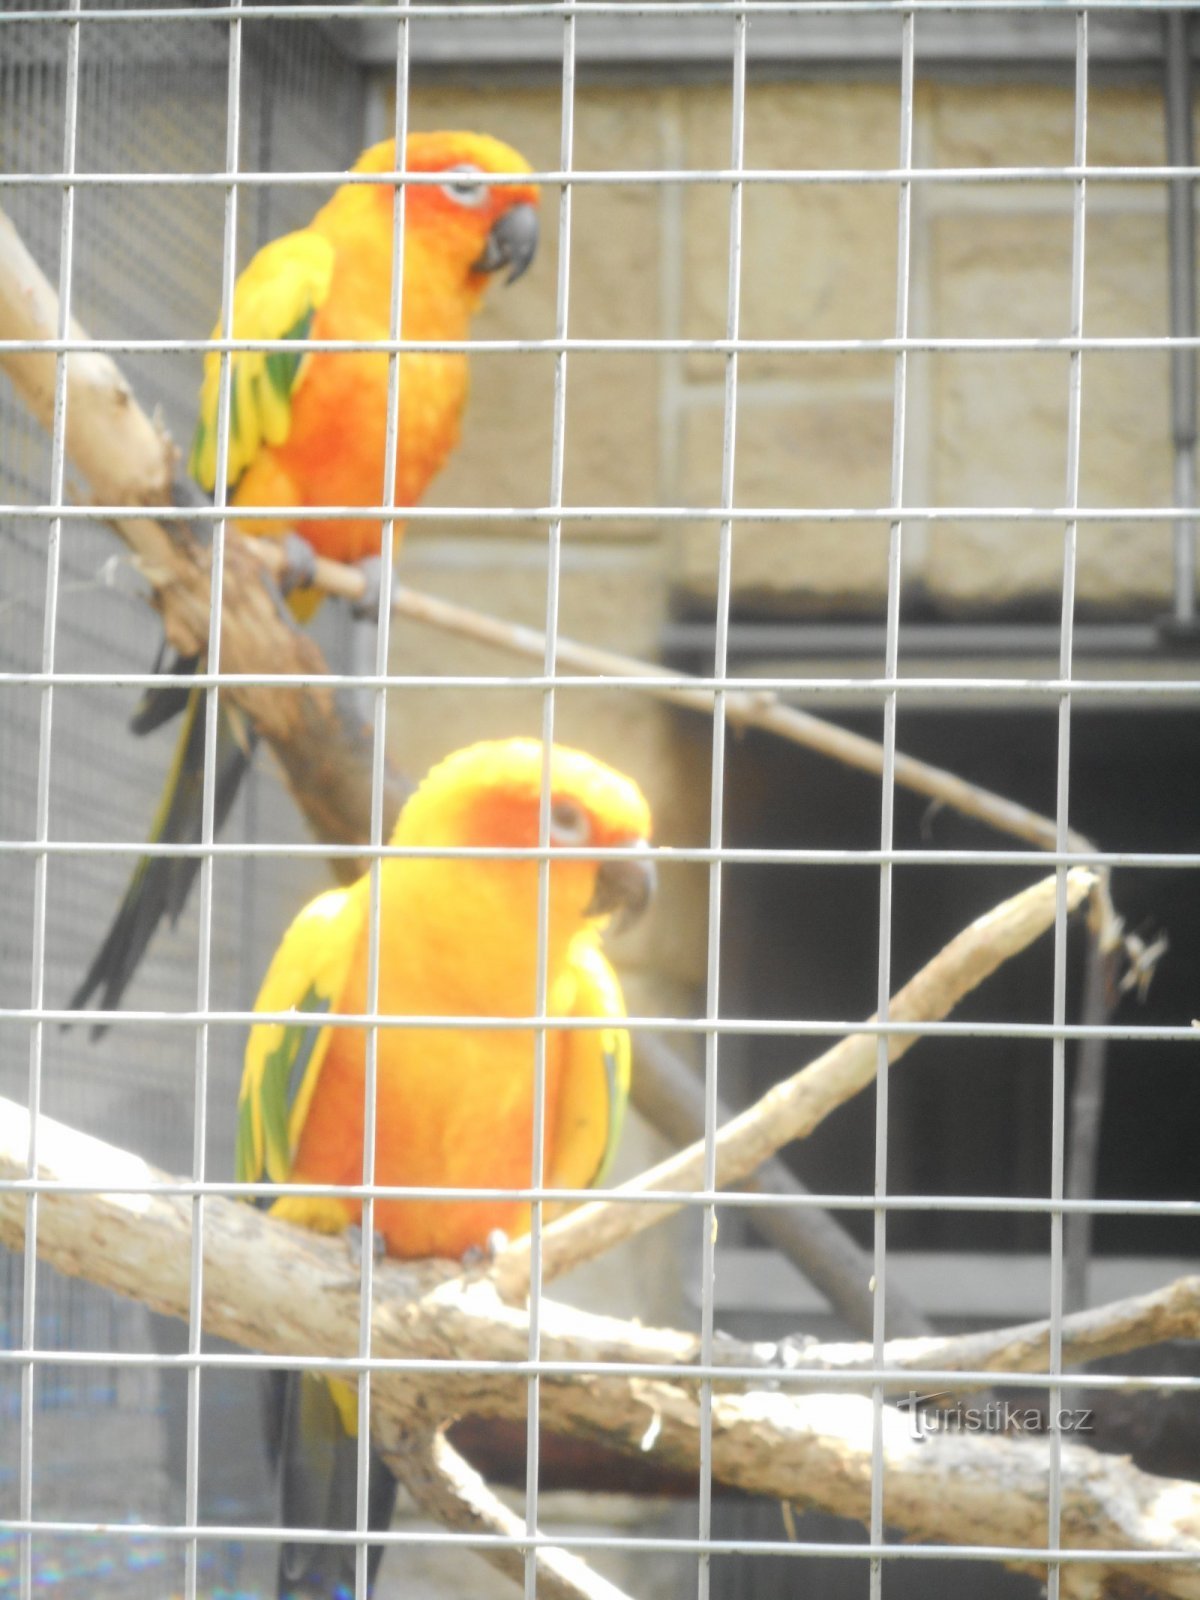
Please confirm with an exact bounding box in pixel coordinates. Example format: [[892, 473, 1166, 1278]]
[[3, 1102, 1200, 1597], [773, 1276, 1200, 1389], [0, 203, 409, 865], [630, 1032, 932, 1340], [0, 205, 176, 510], [251, 531, 1095, 862], [496, 867, 1098, 1296], [385, 1431, 634, 1600]]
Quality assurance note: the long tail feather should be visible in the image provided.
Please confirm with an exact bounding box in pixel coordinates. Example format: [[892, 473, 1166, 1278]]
[[67, 678, 255, 1035], [129, 645, 201, 737], [270, 1372, 398, 1600]]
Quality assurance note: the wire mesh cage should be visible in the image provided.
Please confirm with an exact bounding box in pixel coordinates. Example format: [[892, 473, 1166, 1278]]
[[2, 4, 1199, 1600]]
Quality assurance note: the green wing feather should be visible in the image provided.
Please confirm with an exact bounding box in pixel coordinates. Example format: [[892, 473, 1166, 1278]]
[[189, 229, 335, 494], [236, 885, 360, 1189]]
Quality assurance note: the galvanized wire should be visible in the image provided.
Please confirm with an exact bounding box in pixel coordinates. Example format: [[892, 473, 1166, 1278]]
[[19, 7, 81, 1599], [3, 2, 1200, 1595]]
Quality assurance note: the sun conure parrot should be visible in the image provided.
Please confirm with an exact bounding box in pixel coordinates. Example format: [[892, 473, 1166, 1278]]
[[69, 132, 540, 1030], [236, 738, 654, 1600]]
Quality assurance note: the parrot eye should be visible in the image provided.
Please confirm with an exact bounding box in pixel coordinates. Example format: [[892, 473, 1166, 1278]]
[[440, 165, 489, 209], [549, 799, 591, 846]]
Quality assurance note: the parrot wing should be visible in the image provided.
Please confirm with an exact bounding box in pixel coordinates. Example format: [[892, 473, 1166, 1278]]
[[546, 933, 632, 1195], [241, 883, 396, 1599], [236, 884, 359, 1192], [189, 228, 335, 495]]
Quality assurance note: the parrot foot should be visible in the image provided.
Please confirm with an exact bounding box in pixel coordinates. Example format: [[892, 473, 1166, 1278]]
[[350, 555, 396, 622], [332, 1222, 388, 1288], [278, 532, 320, 598], [461, 1228, 509, 1271]]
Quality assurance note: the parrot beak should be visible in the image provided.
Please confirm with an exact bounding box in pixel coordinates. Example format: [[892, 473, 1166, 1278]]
[[585, 841, 656, 933], [473, 202, 540, 284]]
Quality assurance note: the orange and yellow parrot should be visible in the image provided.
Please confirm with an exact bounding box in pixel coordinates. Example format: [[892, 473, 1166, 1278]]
[[237, 738, 654, 1599], [70, 133, 540, 1027]]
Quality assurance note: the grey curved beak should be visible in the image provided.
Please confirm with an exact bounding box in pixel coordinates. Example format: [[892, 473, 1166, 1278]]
[[585, 842, 656, 934], [473, 202, 540, 284]]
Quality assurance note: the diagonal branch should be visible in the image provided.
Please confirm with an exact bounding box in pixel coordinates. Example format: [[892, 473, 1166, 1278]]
[[630, 1032, 933, 1340], [384, 1430, 634, 1600], [770, 1275, 1200, 1390], [0, 203, 409, 867], [496, 867, 1098, 1296]]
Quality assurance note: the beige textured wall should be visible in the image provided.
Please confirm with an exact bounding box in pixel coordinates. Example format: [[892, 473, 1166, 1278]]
[[388, 73, 1180, 991], [374, 75, 1178, 1596], [399, 75, 1180, 617]]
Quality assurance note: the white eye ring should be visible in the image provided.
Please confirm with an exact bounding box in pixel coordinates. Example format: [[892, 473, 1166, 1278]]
[[441, 164, 489, 209], [550, 799, 591, 846]]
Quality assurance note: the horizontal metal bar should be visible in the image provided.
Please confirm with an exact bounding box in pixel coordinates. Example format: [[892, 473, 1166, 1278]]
[[4, 671, 1200, 699], [6, 1008, 1197, 1041], [3, 1176, 1196, 1219], [344, 8, 1179, 73], [663, 621, 1200, 661], [0, 1519, 1191, 1566], [7, 334, 1200, 357], [1, 165, 1198, 190], [6, 837, 1200, 870], [3, 501, 1196, 524], [0, 1, 1197, 22], [2, 1348, 1195, 1393]]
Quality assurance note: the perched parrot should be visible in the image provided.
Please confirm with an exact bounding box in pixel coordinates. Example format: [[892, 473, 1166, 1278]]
[[70, 132, 540, 1028], [237, 738, 654, 1599]]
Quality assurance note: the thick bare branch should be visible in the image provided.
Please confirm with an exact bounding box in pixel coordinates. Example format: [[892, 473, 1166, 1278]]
[[2, 1101, 1199, 1596], [385, 1431, 633, 1600], [0, 204, 408, 864], [497, 868, 1098, 1295], [0, 205, 175, 510]]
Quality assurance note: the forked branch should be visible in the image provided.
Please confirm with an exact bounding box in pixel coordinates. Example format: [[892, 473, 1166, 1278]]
[[496, 867, 1098, 1295], [2, 1099, 1199, 1597]]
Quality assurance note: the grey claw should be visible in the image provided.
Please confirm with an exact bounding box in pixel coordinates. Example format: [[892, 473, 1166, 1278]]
[[350, 555, 395, 622], [461, 1228, 509, 1270], [279, 532, 319, 598], [340, 1222, 388, 1280]]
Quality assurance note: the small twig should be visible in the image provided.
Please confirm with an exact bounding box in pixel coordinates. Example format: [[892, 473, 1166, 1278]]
[[249, 531, 1095, 861], [1064, 902, 1119, 1316], [495, 868, 1099, 1298], [385, 1430, 634, 1600], [772, 1274, 1200, 1391]]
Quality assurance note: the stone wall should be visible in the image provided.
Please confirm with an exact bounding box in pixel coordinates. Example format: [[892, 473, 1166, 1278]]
[[389, 71, 1181, 985], [372, 66, 1180, 1600]]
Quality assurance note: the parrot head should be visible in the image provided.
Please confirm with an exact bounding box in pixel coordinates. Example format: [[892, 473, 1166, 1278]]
[[395, 738, 655, 944], [353, 131, 540, 292]]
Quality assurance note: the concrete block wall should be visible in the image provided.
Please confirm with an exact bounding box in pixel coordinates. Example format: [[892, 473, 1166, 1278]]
[[387, 72, 1181, 991]]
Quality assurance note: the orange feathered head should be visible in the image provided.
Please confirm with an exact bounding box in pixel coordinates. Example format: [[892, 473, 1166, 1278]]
[[395, 739, 655, 933], [353, 131, 540, 288]]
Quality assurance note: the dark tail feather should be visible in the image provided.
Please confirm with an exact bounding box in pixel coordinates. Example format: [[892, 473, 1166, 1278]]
[[129, 645, 202, 736], [67, 683, 255, 1036], [270, 1371, 399, 1600]]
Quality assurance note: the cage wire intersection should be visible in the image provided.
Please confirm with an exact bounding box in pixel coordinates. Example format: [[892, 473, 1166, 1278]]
[[2, 5, 1200, 1600]]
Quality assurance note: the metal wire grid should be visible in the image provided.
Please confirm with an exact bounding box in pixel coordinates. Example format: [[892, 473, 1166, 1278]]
[[1, 5, 1199, 1600]]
